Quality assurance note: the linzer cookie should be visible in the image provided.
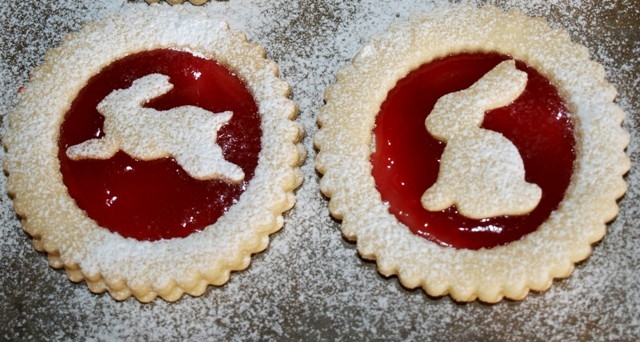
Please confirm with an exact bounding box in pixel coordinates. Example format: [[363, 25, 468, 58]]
[[314, 5, 629, 302], [4, 5, 304, 302]]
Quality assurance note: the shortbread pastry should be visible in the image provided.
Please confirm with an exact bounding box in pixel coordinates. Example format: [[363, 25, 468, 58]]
[[315, 5, 629, 302], [4, 5, 304, 302]]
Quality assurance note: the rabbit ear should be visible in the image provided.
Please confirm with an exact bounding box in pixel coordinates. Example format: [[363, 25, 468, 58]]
[[127, 73, 174, 104], [468, 60, 528, 110], [100, 73, 174, 111], [425, 60, 528, 142]]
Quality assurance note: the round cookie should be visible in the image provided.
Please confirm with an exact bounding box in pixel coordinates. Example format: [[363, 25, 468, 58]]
[[314, 5, 629, 303], [4, 5, 304, 302]]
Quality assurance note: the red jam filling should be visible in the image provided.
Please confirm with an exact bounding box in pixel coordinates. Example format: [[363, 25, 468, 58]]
[[371, 53, 576, 250], [58, 49, 261, 241]]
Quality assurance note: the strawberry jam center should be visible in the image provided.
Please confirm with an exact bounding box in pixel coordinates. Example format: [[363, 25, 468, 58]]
[[371, 52, 575, 250], [58, 49, 261, 241]]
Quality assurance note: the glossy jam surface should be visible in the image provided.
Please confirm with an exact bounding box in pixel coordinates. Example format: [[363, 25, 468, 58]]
[[371, 53, 575, 250], [59, 49, 261, 241]]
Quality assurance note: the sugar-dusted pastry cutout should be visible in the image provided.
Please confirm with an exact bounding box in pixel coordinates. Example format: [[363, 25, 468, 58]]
[[4, 5, 304, 302], [422, 60, 542, 219], [315, 5, 630, 302], [66, 73, 244, 183]]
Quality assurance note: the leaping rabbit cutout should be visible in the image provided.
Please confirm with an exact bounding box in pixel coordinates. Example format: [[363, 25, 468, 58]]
[[66, 73, 245, 183], [421, 60, 542, 219]]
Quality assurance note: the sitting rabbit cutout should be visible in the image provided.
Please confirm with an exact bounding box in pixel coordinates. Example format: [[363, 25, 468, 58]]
[[66, 73, 244, 183], [421, 60, 541, 219]]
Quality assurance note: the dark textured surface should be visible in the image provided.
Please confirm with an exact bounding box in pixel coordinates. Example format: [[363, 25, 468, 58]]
[[1, 0, 639, 340]]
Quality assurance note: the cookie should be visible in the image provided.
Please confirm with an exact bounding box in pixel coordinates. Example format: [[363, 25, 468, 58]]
[[314, 5, 629, 303], [4, 5, 304, 302]]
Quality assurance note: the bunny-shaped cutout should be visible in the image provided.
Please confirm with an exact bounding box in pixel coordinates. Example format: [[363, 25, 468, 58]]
[[421, 60, 541, 219], [66, 73, 245, 183]]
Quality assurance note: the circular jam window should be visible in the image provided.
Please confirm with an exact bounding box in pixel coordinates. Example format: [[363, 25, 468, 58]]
[[371, 52, 576, 250], [59, 49, 261, 241]]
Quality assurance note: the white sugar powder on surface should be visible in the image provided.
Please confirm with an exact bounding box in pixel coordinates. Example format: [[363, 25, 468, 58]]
[[1, 0, 639, 340]]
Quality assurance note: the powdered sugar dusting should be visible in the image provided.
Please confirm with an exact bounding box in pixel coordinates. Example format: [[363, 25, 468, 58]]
[[66, 73, 245, 182], [1, 0, 639, 340], [422, 60, 541, 218], [3, 3, 303, 302], [316, 4, 629, 302]]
